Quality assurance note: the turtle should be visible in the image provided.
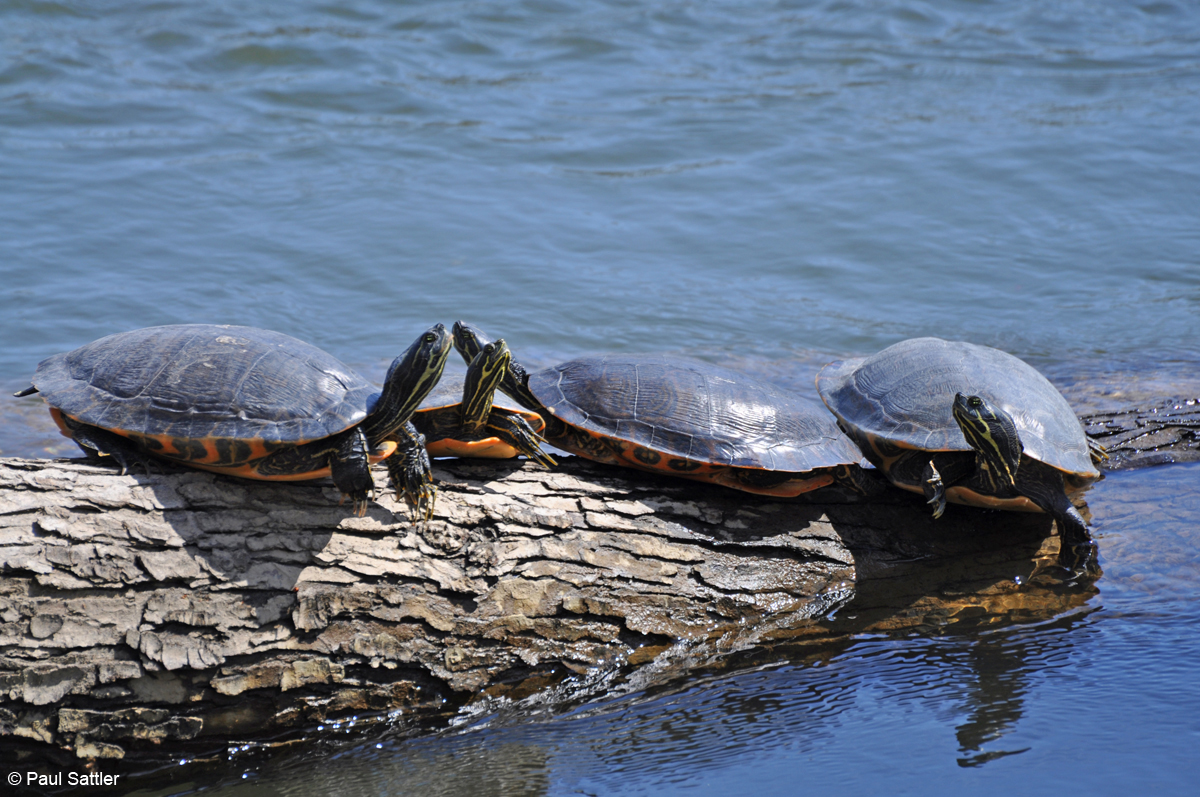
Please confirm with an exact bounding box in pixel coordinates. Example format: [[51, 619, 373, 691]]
[[815, 337, 1106, 573], [451, 321, 876, 498], [411, 336, 556, 467], [14, 323, 452, 519]]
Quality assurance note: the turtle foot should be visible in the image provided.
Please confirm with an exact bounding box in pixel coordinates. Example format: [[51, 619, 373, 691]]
[[387, 429, 437, 524], [1054, 540, 1101, 580], [922, 461, 947, 520], [491, 414, 557, 469]]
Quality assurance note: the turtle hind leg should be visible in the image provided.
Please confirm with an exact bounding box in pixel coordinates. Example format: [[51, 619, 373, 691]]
[[487, 411, 556, 468], [63, 420, 159, 476], [1017, 460, 1099, 578], [833, 464, 888, 497]]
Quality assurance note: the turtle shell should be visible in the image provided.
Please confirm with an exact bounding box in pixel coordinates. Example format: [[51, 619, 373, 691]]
[[527, 353, 861, 473], [816, 337, 1097, 479], [31, 324, 374, 451]]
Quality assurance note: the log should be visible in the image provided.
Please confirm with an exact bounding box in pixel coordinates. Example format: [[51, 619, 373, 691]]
[[1080, 397, 1200, 469], [0, 398, 1187, 765]]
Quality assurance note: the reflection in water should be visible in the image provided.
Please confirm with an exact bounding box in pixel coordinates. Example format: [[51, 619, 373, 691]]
[[533, 601, 1102, 791], [955, 635, 1033, 765], [394, 607, 1102, 795], [835, 535, 1099, 769]]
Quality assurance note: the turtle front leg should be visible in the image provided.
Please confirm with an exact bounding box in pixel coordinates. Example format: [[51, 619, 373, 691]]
[[1017, 460, 1100, 577], [920, 453, 975, 520], [923, 460, 947, 518], [487, 411, 557, 468], [328, 426, 375, 517], [386, 421, 436, 523]]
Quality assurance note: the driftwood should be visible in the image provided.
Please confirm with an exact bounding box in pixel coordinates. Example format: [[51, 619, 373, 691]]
[[1081, 397, 1200, 469], [0, 398, 1191, 767]]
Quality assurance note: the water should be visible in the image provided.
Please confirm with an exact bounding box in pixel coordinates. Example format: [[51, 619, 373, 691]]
[[1, 0, 1198, 793]]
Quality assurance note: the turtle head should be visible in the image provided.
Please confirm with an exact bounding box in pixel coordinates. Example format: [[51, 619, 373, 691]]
[[453, 321, 539, 412], [362, 324, 452, 442], [460, 338, 510, 436], [391, 323, 452, 392], [952, 393, 1023, 491], [451, 321, 493, 365]]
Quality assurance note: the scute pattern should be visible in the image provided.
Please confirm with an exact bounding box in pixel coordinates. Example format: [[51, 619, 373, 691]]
[[529, 353, 861, 474], [32, 325, 372, 446]]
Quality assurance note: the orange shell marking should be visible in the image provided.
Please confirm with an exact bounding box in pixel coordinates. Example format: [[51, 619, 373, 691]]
[[52, 407, 397, 482], [427, 437, 521, 460]]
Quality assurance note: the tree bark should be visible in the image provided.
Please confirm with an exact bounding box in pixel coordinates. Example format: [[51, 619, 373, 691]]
[[0, 398, 1191, 763]]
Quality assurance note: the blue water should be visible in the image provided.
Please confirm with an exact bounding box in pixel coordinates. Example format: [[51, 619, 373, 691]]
[[2, 0, 1199, 793], [2, 0, 1197, 381]]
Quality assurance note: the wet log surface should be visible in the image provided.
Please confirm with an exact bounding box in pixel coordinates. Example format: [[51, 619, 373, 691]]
[[1080, 397, 1200, 469], [0, 398, 1191, 769]]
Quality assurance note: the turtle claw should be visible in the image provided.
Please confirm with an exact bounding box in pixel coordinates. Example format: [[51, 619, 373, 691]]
[[521, 434, 557, 469], [403, 481, 437, 526], [1088, 437, 1110, 466], [340, 489, 373, 519], [925, 492, 946, 519], [392, 464, 436, 524]]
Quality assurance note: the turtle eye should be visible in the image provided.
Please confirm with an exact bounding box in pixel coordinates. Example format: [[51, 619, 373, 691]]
[[424, 333, 437, 343], [968, 396, 983, 408]]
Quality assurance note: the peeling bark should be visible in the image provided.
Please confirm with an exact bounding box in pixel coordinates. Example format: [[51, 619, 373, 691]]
[[0, 399, 1186, 762]]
